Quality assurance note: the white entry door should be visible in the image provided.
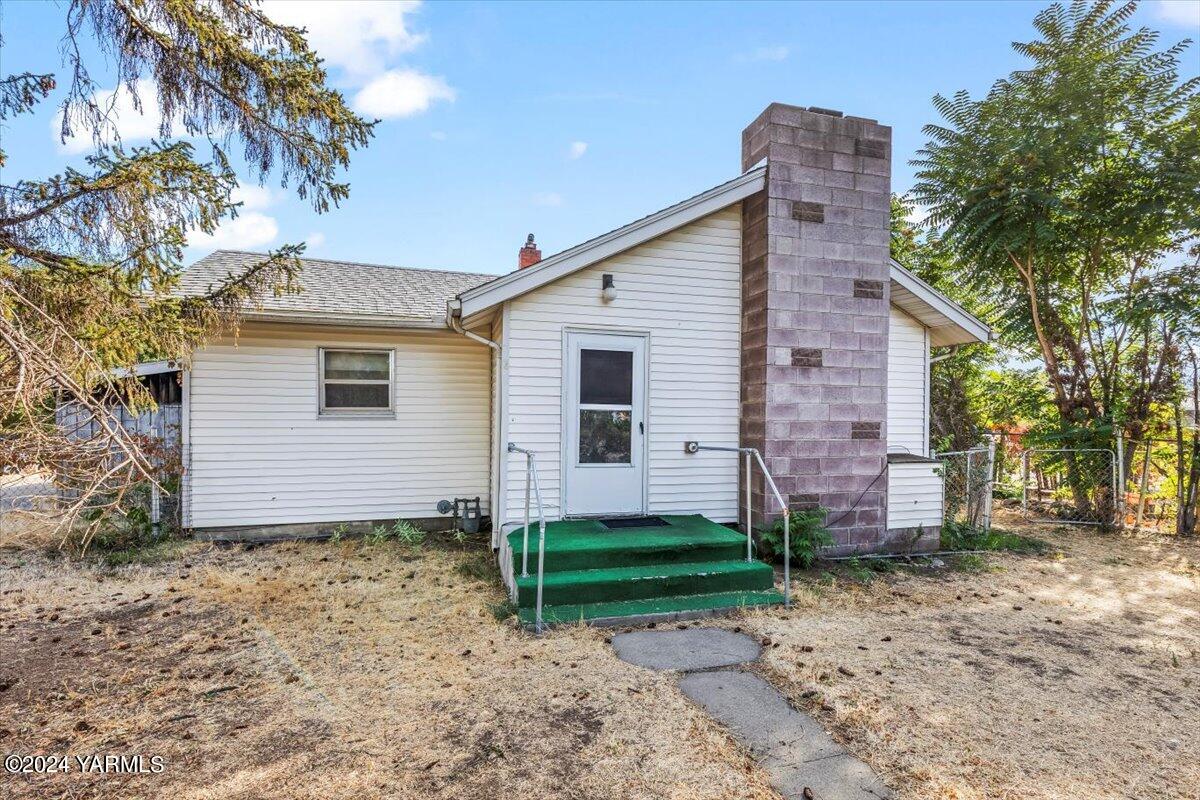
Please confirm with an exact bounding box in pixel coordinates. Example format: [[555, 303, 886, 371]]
[[564, 332, 647, 517]]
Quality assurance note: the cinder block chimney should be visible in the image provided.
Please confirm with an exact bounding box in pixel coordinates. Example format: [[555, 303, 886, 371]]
[[518, 234, 542, 269], [740, 103, 892, 554]]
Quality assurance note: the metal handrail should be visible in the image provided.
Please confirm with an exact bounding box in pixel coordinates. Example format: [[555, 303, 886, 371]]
[[687, 443, 791, 607], [507, 442, 548, 633]]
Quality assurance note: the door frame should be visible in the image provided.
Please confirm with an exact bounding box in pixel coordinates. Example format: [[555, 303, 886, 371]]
[[560, 326, 651, 518]]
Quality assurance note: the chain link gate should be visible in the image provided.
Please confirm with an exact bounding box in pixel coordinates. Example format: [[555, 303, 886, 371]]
[[1020, 447, 1119, 526], [937, 440, 996, 530]]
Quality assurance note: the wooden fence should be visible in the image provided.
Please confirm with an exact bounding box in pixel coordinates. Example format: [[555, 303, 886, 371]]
[[56, 402, 182, 448], [54, 401, 183, 529]]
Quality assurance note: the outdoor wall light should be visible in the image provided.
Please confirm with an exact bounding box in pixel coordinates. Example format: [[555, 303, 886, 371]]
[[602, 273, 617, 302]]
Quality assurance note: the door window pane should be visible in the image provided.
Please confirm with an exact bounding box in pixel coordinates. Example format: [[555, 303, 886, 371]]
[[324, 350, 390, 380], [580, 349, 632, 405], [324, 382, 391, 409], [579, 410, 632, 464]]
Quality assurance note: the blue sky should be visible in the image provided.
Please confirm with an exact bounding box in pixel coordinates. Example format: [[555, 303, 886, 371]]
[[2, 0, 1197, 276]]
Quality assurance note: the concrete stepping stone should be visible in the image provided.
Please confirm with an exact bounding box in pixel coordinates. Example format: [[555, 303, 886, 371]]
[[611, 628, 761, 670], [680, 670, 891, 800], [612, 628, 891, 800]]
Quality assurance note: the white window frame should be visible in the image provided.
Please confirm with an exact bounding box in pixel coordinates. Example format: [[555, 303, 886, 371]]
[[317, 347, 395, 417]]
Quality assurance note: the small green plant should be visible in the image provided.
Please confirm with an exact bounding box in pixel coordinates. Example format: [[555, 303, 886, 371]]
[[328, 524, 348, 544], [364, 524, 391, 545], [390, 520, 426, 547], [757, 508, 833, 569], [100, 538, 190, 568], [486, 599, 518, 622], [951, 553, 989, 573], [456, 550, 499, 583], [842, 556, 875, 583]]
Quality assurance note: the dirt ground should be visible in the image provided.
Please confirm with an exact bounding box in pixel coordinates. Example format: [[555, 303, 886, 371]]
[[1, 513, 1197, 800]]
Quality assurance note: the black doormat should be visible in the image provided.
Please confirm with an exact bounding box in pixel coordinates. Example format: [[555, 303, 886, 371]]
[[599, 516, 670, 530]]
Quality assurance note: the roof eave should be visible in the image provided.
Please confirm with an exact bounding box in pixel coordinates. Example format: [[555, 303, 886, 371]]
[[457, 166, 767, 318], [888, 259, 991, 346]]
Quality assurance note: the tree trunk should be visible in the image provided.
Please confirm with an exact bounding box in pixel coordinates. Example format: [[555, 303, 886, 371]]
[[1063, 450, 1096, 522]]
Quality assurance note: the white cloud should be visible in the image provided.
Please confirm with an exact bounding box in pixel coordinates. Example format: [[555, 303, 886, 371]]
[[187, 182, 281, 251], [305, 232, 327, 249], [189, 212, 279, 251], [532, 192, 564, 208], [262, 2, 454, 126], [1154, 0, 1200, 26], [53, 79, 166, 154], [736, 45, 790, 63], [262, 0, 427, 79], [231, 184, 276, 211], [568, 141, 588, 160], [429, 130, 448, 141], [353, 69, 455, 118]]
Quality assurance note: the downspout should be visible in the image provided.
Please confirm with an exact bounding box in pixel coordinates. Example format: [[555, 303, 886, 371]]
[[928, 344, 962, 365], [447, 299, 505, 549], [446, 299, 500, 351]]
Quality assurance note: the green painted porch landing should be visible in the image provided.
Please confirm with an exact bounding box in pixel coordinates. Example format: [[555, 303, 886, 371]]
[[507, 515, 783, 625]]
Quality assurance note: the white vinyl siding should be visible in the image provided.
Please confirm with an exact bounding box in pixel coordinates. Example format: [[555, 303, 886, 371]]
[[499, 205, 742, 528], [490, 310, 507, 546], [887, 306, 929, 456], [186, 323, 491, 528], [886, 305, 942, 530], [887, 461, 943, 530]]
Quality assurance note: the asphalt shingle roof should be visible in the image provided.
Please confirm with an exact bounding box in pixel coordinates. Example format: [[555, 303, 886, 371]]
[[178, 250, 496, 323]]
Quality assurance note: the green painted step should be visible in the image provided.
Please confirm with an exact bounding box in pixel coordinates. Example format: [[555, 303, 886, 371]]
[[507, 515, 748, 573], [517, 589, 785, 625], [514, 559, 774, 607]]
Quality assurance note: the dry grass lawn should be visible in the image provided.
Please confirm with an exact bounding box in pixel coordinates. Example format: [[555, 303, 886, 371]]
[[735, 511, 1200, 800], [1, 513, 1197, 799], [0, 535, 774, 800]]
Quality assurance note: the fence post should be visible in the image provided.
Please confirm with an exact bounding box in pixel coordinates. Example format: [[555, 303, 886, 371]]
[[983, 434, 997, 531], [1135, 441, 1151, 531], [151, 483, 162, 534], [1021, 450, 1029, 513], [1114, 428, 1125, 530]]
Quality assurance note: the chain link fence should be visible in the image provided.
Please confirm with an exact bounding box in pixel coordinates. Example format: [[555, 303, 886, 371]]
[[1124, 438, 1189, 533], [938, 446, 994, 529], [1019, 447, 1118, 527], [937, 437, 1123, 531]]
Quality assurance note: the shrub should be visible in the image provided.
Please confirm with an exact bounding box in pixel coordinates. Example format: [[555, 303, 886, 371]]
[[82, 478, 181, 555], [757, 508, 833, 569], [940, 520, 1049, 554]]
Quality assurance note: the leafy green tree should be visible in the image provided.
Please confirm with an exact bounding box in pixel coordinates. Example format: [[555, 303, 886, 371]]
[[0, 0, 373, 543], [912, 0, 1199, 522], [891, 194, 1001, 452]]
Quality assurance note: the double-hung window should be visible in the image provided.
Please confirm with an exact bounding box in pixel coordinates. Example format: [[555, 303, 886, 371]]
[[318, 348, 394, 416]]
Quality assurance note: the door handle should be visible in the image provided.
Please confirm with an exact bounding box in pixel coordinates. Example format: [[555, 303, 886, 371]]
[[639, 421, 645, 435]]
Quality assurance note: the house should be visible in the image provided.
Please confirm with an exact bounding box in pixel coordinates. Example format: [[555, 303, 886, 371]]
[[174, 103, 989, 625]]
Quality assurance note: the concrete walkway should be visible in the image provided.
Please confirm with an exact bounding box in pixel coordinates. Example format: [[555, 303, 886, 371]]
[[612, 628, 891, 800]]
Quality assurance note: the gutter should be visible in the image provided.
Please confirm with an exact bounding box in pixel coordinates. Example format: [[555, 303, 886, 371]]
[[446, 299, 500, 351], [241, 310, 448, 329]]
